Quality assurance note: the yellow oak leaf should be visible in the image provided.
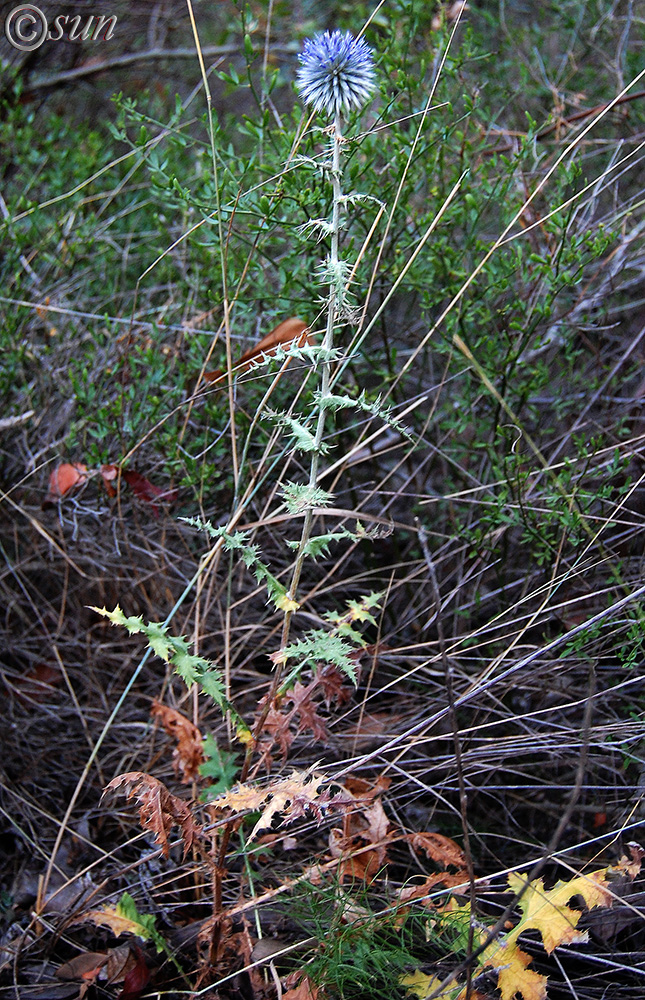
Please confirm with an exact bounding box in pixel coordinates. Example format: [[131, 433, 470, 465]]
[[400, 969, 468, 999], [545, 869, 614, 914], [506, 867, 614, 954], [482, 936, 547, 1000]]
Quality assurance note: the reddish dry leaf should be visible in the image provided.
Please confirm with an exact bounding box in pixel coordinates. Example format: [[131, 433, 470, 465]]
[[343, 774, 392, 802], [203, 317, 311, 383], [117, 945, 150, 1000], [122, 469, 177, 513], [43, 462, 88, 507], [3, 661, 61, 705], [256, 666, 353, 762], [397, 870, 470, 907], [104, 771, 202, 857], [105, 944, 136, 984], [150, 700, 205, 783], [328, 828, 386, 883], [405, 831, 467, 871], [327, 778, 393, 884]]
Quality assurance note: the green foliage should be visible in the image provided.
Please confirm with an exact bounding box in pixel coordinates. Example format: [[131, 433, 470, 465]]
[[279, 594, 381, 685], [182, 519, 297, 611], [116, 892, 166, 953], [91, 604, 231, 714], [295, 882, 421, 1000], [199, 734, 239, 800]]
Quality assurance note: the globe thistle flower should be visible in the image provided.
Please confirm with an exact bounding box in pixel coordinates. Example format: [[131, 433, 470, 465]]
[[297, 30, 376, 118]]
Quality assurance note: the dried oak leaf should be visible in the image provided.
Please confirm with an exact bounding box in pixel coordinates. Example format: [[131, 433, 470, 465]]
[[397, 870, 471, 907], [406, 832, 467, 872], [150, 700, 205, 783], [104, 771, 201, 857], [209, 769, 352, 842]]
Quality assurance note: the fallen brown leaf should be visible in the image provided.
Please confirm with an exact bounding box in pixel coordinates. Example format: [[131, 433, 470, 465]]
[[203, 317, 311, 383]]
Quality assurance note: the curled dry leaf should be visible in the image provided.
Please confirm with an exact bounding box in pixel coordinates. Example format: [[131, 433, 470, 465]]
[[203, 317, 311, 383], [42, 463, 88, 508], [103, 771, 202, 857], [406, 831, 467, 871], [150, 700, 205, 783], [330, 778, 392, 883]]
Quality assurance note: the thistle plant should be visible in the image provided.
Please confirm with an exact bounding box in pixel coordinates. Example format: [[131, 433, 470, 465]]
[[275, 30, 377, 657]]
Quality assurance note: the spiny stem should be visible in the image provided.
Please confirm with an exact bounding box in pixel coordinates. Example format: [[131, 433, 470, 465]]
[[261, 113, 344, 707], [285, 113, 343, 629]]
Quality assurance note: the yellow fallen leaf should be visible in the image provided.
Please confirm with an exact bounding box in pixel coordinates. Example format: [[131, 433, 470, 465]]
[[482, 937, 547, 1000], [400, 969, 466, 999], [506, 873, 589, 954]]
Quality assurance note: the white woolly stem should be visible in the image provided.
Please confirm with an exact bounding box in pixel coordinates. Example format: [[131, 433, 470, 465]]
[[280, 112, 344, 651]]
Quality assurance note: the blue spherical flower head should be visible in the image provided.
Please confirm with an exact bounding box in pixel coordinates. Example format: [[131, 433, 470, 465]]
[[297, 30, 376, 118]]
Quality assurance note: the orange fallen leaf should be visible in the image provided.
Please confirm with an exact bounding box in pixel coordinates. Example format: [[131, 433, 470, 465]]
[[283, 972, 320, 1000], [2, 661, 62, 705], [406, 832, 467, 871], [100, 464, 118, 497], [43, 463, 88, 507], [203, 317, 311, 383]]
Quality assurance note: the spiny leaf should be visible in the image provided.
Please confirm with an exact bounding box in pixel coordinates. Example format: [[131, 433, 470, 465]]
[[266, 410, 324, 453], [280, 481, 335, 514], [209, 768, 352, 842], [91, 605, 146, 636], [281, 630, 358, 682]]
